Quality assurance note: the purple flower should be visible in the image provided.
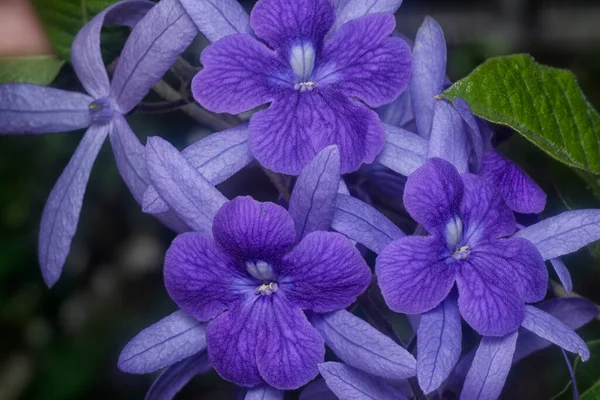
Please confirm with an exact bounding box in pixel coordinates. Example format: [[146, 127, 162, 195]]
[[376, 158, 548, 336], [163, 196, 371, 389], [192, 0, 412, 174], [0, 0, 198, 286]]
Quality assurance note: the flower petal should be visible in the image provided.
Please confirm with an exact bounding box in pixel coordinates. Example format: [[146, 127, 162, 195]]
[[550, 258, 573, 294], [192, 34, 290, 115], [335, 0, 403, 28], [453, 98, 484, 171], [39, 124, 108, 287], [319, 362, 409, 400], [428, 100, 470, 173], [417, 296, 462, 394], [410, 17, 446, 139], [331, 193, 405, 254], [164, 232, 246, 321], [180, 0, 250, 42], [145, 136, 227, 234], [249, 90, 385, 174], [473, 238, 547, 303], [513, 298, 598, 362], [311, 310, 417, 380], [403, 158, 464, 233], [289, 145, 340, 240], [377, 88, 414, 128], [250, 0, 335, 52], [280, 231, 371, 313], [376, 236, 457, 314], [212, 196, 296, 262], [145, 351, 212, 400], [256, 295, 324, 389], [245, 386, 284, 400], [206, 300, 265, 387], [479, 149, 546, 214], [376, 124, 427, 177], [321, 14, 412, 108], [72, 0, 154, 99], [460, 331, 518, 400], [112, 0, 198, 113], [460, 173, 516, 244], [514, 209, 600, 260], [118, 310, 207, 374], [456, 257, 524, 336], [0, 84, 92, 134], [520, 305, 590, 361]]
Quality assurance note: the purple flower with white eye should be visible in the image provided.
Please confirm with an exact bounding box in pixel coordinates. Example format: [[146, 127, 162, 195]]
[[376, 157, 548, 337], [192, 0, 412, 175], [0, 0, 198, 287]]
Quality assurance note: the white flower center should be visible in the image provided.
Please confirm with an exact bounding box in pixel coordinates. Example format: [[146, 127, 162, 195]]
[[452, 245, 471, 260], [290, 41, 317, 92], [256, 282, 279, 296], [445, 216, 463, 250]]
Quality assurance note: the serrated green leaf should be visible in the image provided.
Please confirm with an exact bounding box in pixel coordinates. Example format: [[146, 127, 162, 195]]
[[0, 56, 64, 85], [553, 340, 600, 400], [442, 54, 600, 175], [31, 0, 125, 61]]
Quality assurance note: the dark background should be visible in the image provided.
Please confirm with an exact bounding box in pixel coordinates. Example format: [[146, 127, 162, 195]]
[[0, 0, 599, 399]]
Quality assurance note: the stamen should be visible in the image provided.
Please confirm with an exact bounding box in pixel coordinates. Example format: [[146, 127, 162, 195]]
[[256, 282, 279, 296], [452, 245, 471, 260], [89, 97, 114, 124], [293, 81, 318, 92]]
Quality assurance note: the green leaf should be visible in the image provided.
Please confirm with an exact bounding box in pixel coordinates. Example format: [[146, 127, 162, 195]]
[[553, 340, 600, 400], [0, 56, 63, 85], [442, 54, 600, 175], [31, 0, 125, 60]]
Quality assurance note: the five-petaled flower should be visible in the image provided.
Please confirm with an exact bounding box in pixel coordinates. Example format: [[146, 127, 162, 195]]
[[164, 196, 371, 389], [376, 158, 548, 336], [192, 0, 412, 175]]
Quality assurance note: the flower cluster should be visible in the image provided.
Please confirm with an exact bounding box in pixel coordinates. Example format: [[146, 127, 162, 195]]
[[1, 0, 599, 399]]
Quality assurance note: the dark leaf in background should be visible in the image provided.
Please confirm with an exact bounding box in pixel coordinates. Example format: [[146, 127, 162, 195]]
[[553, 340, 600, 400]]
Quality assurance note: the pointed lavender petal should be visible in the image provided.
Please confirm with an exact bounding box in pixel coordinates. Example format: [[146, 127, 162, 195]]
[[514, 298, 598, 362], [180, 0, 249, 42], [0, 84, 92, 134], [245, 386, 284, 400], [71, 0, 154, 99], [454, 98, 484, 171], [514, 210, 600, 260], [335, 0, 403, 29], [460, 332, 518, 400], [410, 17, 447, 139], [520, 305, 590, 361], [417, 296, 462, 394], [319, 362, 409, 400], [322, 14, 412, 108], [145, 136, 227, 233], [331, 194, 405, 254], [428, 101, 470, 173], [119, 310, 207, 374], [311, 310, 416, 380], [376, 124, 427, 177], [111, 0, 198, 113], [39, 124, 108, 287], [479, 150, 546, 214], [289, 146, 340, 240], [551, 258, 573, 294], [377, 88, 414, 128], [145, 351, 211, 400], [562, 348, 580, 400]]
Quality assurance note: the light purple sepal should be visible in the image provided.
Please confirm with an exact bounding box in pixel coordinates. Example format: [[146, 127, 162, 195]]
[[417, 296, 462, 394], [520, 305, 590, 361], [311, 310, 416, 380], [331, 194, 405, 254], [142, 125, 252, 214], [428, 100, 470, 173], [245, 386, 284, 400], [335, 0, 403, 31], [145, 136, 227, 234], [145, 351, 211, 400], [111, 0, 198, 113], [0, 84, 92, 134], [319, 362, 409, 400], [376, 124, 427, 177], [460, 331, 518, 400], [289, 146, 341, 241], [180, 0, 250, 42], [453, 98, 484, 171], [514, 209, 600, 260], [550, 258, 573, 294], [39, 124, 108, 287], [118, 310, 208, 374]]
